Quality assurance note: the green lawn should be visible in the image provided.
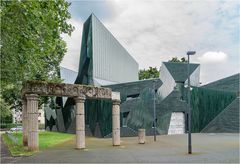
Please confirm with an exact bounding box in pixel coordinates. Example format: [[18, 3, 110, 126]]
[[2, 131, 74, 156]]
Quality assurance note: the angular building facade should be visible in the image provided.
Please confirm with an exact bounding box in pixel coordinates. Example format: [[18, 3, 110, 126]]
[[200, 73, 239, 133], [45, 14, 140, 136], [45, 14, 239, 136], [77, 14, 138, 86]]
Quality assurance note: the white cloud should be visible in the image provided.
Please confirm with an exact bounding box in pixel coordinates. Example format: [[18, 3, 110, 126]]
[[198, 51, 228, 63]]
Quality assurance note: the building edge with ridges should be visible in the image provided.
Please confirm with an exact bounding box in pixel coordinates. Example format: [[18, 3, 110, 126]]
[[45, 13, 240, 136]]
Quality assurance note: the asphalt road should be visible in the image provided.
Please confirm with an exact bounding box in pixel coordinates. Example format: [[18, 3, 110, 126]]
[[2, 133, 240, 163]]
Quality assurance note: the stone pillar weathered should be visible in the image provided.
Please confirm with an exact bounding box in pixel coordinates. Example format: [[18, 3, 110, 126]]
[[74, 95, 86, 149], [22, 99, 28, 146], [26, 94, 39, 151], [112, 92, 121, 146], [138, 129, 145, 144]]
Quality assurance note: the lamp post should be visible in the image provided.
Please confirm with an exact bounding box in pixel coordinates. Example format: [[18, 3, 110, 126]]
[[187, 51, 196, 154], [153, 79, 157, 141]]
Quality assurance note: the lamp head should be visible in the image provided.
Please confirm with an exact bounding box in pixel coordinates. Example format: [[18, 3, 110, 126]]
[[187, 51, 196, 55]]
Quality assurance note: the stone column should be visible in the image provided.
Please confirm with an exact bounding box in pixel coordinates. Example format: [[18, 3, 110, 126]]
[[26, 94, 39, 151], [138, 129, 145, 144], [112, 92, 121, 146], [22, 99, 28, 146], [74, 96, 86, 149]]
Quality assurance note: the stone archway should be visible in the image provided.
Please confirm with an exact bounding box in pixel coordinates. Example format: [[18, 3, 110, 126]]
[[21, 81, 120, 151]]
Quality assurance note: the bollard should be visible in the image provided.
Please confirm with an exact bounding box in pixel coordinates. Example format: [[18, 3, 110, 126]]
[[138, 129, 145, 144]]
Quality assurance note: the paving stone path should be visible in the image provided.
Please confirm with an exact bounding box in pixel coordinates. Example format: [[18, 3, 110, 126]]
[[11, 133, 240, 163]]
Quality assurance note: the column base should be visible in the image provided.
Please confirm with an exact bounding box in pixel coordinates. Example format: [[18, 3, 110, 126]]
[[75, 147, 85, 150]]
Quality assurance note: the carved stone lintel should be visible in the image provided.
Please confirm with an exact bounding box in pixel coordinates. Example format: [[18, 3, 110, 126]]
[[22, 81, 112, 99]]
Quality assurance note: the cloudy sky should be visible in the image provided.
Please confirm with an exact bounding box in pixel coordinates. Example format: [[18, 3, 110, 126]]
[[61, 0, 240, 85]]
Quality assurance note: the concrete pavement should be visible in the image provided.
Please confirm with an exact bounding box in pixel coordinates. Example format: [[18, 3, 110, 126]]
[[3, 133, 240, 163]]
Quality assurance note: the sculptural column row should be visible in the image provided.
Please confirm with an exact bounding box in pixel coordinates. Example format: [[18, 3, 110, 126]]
[[22, 91, 121, 151]]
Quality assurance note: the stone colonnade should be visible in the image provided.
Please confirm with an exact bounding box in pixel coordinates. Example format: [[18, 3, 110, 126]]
[[22, 86, 120, 151]]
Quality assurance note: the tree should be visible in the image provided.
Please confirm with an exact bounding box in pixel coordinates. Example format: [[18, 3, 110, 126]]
[[0, 95, 12, 121], [139, 67, 160, 80], [168, 57, 188, 63], [1, 0, 74, 111]]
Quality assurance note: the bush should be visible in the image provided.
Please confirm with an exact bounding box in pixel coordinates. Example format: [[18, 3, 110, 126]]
[[1, 123, 45, 130], [0, 123, 22, 129], [39, 124, 45, 130]]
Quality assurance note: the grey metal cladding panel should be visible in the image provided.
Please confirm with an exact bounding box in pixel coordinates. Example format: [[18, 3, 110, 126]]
[[155, 90, 188, 134], [201, 97, 239, 133], [185, 65, 200, 87], [158, 63, 176, 101], [91, 15, 139, 83], [163, 62, 200, 83], [60, 67, 78, 84], [104, 78, 162, 96], [201, 73, 240, 92], [120, 98, 141, 113], [60, 67, 78, 108]]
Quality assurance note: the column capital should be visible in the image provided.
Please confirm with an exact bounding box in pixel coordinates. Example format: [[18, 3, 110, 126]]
[[74, 95, 86, 103], [112, 92, 120, 102], [112, 100, 121, 105], [25, 94, 39, 101]]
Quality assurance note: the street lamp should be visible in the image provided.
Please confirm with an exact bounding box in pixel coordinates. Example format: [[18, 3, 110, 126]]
[[153, 79, 157, 141], [187, 51, 196, 154]]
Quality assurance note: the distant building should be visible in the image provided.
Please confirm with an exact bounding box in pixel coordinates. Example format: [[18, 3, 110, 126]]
[[12, 108, 45, 124], [11, 109, 22, 124], [47, 14, 139, 134]]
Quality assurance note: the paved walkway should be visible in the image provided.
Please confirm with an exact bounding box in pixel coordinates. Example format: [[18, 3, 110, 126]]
[[9, 133, 238, 163]]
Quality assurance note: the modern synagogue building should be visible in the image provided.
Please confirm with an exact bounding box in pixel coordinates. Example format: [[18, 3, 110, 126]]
[[77, 14, 138, 86], [45, 14, 239, 137]]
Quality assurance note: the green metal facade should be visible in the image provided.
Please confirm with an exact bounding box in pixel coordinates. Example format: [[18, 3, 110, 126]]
[[45, 14, 239, 136]]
